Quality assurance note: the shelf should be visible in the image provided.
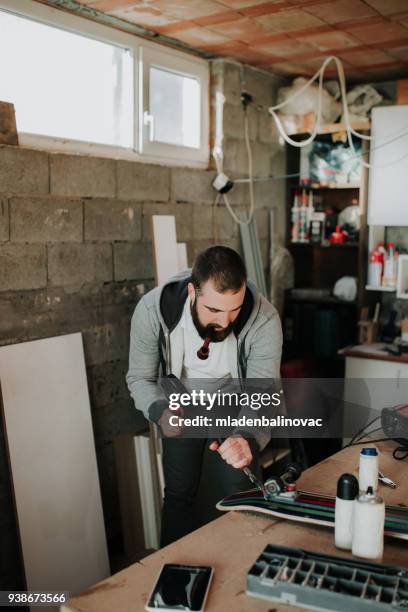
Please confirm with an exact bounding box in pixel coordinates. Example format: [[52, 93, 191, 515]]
[[289, 120, 370, 137], [311, 184, 360, 190], [290, 242, 359, 248], [289, 296, 357, 306], [318, 120, 370, 135], [365, 285, 396, 292]]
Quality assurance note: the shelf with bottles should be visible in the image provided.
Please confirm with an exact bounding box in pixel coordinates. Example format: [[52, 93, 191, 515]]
[[367, 225, 406, 295], [289, 187, 360, 247]]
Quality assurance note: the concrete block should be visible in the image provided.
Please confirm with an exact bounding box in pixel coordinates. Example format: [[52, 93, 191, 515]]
[[0, 198, 9, 241], [10, 196, 83, 242], [193, 204, 213, 240], [142, 202, 193, 242], [92, 399, 145, 445], [253, 180, 275, 209], [253, 142, 274, 177], [175, 202, 195, 241], [117, 160, 170, 202], [186, 239, 215, 264], [255, 208, 270, 241], [214, 206, 238, 240], [50, 154, 115, 198], [222, 62, 242, 106], [226, 180, 252, 206], [85, 199, 142, 242], [48, 243, 112, 287], [223, 103, 258, 141], [0, 244, 46, 291], [0, 146, 49, 194], [223, 138, 248, 174], [259, 110, 281, 145], [171, 168, 215, 204], [218, 235, 241, 254], [243, 68, 276, 108], [223, 138, 272, 178], [113, 242, 154, 282], [88, 359, 130, 409], [82, 320, 130, 366]]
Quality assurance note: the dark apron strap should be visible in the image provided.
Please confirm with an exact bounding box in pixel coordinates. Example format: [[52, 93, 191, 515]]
[[158, 325, 167, 375]]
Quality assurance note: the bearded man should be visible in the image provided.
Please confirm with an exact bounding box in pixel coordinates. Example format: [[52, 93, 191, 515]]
[[127, 245, 282, 546]]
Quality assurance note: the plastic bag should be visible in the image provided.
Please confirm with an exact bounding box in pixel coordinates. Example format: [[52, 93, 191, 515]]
[[333, 276, 357, 302], [276, 77, 341, 123], [346, 84, 383, 117]]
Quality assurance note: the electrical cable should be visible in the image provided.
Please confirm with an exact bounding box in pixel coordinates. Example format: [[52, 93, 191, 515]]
[[343, 414, 381, 449], [352, 426, 383, 445], [213, 55, 408, 227], [348, 437, 393, 448], [231, 127, 408, 185], [343, 404, 407, 448], [212, 95, 255, 226], [267, 55, 408, 170], [393, 445, 408, 461]]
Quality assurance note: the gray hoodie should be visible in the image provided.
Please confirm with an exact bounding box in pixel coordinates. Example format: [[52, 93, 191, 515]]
[[126, 269, 283, 448]]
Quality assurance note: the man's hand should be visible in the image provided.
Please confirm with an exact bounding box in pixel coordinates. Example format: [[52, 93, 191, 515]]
[[159, 408, 183, 438], [209, 436, 252, 469]]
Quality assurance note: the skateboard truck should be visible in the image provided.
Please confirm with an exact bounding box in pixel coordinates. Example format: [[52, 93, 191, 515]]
[[263, 463, 302, 501]]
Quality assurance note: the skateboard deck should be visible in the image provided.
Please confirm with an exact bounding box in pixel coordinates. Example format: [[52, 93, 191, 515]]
[[216, 489, 408, 541]]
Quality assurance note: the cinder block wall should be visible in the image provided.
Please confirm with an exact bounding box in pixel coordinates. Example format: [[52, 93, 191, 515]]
[[0, 60, 286, 588]]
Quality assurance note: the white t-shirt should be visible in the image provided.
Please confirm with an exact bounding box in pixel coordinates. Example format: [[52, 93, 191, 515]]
[[180, 297, 235, 381]]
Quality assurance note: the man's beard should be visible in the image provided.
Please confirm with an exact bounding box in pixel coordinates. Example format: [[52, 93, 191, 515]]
[[190, 299, 234, 342]]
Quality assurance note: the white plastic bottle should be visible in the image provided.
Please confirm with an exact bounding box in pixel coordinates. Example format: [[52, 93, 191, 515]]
[[359, 447, 379, 492], [291, 193, 300, 243], [383, 242, 398, 288], [335, 473, 358, 550], [352, 487, 385, 560], [367, 250, 382, 287]]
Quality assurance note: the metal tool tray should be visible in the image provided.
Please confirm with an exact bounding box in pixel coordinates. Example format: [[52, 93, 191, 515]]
[[247, 544, 408, 611]]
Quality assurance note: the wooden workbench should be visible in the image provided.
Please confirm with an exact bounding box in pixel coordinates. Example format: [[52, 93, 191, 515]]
[[62, 441, 408, 612]]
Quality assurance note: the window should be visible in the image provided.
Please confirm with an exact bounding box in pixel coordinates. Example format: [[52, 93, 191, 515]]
[[140, 46, 208, 163], [0, 0, 209, 167], [0, 10, 133, 148]]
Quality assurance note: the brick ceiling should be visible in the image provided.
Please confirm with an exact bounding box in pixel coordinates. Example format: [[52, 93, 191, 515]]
[[77, 0, 408, 81]]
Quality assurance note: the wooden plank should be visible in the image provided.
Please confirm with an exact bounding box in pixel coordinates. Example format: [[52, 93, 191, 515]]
[[0, 334, 109, 612], [289, 119, 370, 136], [397, 79, 408, 105], [113, 434, 146, 563], [151, 215, 179, 286], [177, 242, 188, 271], [0, 101, 18, 145], [62, 440, 408, 612]]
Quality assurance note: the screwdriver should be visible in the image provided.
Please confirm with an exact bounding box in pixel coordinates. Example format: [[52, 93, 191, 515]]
[[214, 438, 268, 500]]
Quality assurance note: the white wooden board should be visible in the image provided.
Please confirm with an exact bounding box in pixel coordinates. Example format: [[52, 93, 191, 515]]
[[177, 242, 188, 271], [368, 105, 408, 226], [0, 333, 109, 611], [152, 215, 179, 285]]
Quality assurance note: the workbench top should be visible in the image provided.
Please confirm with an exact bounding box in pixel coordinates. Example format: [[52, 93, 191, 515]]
[[341, 343, 408, 364], [62, 441, 408, 612]]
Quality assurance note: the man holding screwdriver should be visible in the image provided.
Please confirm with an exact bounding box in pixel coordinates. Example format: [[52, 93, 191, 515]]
[[127, 245, 282, 546]]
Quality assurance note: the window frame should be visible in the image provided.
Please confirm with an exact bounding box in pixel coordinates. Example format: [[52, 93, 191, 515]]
[[0, 0, 210, 168], [139, 45, 209, 164]]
